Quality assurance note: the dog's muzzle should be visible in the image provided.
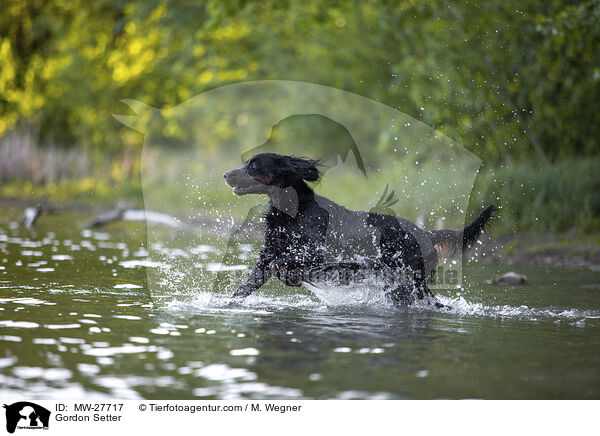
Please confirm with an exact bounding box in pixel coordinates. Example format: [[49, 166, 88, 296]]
[[223, 167, 270, 195]]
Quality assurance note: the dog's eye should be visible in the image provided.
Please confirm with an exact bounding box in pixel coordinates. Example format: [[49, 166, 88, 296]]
[[249, 162, 256, 169]]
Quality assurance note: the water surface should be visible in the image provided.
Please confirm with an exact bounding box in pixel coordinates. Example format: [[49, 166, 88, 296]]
[[1, 207, 599, 399]]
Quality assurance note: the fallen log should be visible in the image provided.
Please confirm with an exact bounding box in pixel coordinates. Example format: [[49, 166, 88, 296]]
[[83, 207, 194, 232], [83, 207, 126, 228]]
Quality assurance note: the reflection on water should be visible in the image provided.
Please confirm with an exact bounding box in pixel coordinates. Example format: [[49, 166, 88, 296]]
[[1, 207, 600, 399]]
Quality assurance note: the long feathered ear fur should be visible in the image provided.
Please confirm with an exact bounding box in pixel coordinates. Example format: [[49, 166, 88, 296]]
[[277, 156, 321, 183]]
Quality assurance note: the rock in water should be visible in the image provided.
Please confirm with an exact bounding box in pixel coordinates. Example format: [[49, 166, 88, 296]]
[[495, 272, 528, 285]]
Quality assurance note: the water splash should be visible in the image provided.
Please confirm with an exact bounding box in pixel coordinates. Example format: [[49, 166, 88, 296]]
[[435, 294, 600, 325], [157, 279, 600, 328]]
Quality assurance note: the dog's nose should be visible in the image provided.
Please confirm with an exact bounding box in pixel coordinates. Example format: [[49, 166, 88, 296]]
[[223, 172, 230, 179]]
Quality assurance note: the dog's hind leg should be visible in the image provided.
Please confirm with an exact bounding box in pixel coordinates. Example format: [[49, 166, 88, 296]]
[[388, 283, 443, 308], [386, 263, 445, 308], [387, 284, 414, 307]]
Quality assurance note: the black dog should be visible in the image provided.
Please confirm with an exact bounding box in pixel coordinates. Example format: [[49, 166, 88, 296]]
[[223, 153, 494, 306]]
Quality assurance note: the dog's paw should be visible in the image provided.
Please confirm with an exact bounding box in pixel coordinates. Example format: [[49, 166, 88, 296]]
[[225, 298, 244, 308]]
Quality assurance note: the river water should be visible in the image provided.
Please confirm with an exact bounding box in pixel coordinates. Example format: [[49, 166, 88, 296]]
[[1, 206, 599, 399]]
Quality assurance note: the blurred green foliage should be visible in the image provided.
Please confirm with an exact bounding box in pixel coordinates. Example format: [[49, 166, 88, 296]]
[[1, 0, 599, 232], [1, 0, 598, 163]]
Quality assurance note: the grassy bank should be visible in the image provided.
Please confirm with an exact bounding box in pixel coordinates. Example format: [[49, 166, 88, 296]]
[[470, 157, 600, 233]]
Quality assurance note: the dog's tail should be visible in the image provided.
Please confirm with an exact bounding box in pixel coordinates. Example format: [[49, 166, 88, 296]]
[[428, 205, 496, 257]]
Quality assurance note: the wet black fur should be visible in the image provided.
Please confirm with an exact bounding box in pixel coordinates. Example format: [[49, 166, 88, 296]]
[[229, 153, 494, 306]]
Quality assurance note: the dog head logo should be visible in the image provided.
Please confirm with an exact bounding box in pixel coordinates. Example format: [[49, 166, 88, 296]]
[[114, 80, 482, 300], [3, 402, 50, 434]]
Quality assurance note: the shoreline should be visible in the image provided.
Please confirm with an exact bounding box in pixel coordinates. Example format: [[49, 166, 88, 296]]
[[2, 196, 599, 271], [484, 233, 600, 272]]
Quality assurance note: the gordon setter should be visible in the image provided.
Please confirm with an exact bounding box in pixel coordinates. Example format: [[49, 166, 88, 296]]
[[223, 153, 495, 306]]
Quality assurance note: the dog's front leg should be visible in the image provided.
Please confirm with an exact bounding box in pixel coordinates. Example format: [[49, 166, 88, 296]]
[[268, 250, 322, 287], [266, 257, 298, 286], [231, 261, 271, 300]]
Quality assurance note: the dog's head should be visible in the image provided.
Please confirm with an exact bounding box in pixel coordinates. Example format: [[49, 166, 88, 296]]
[[223, 153, 320, 195]]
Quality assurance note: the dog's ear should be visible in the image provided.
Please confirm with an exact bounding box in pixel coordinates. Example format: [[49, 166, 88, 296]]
[[297, 158, 321, 182], [278, 156, 321, 183]]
